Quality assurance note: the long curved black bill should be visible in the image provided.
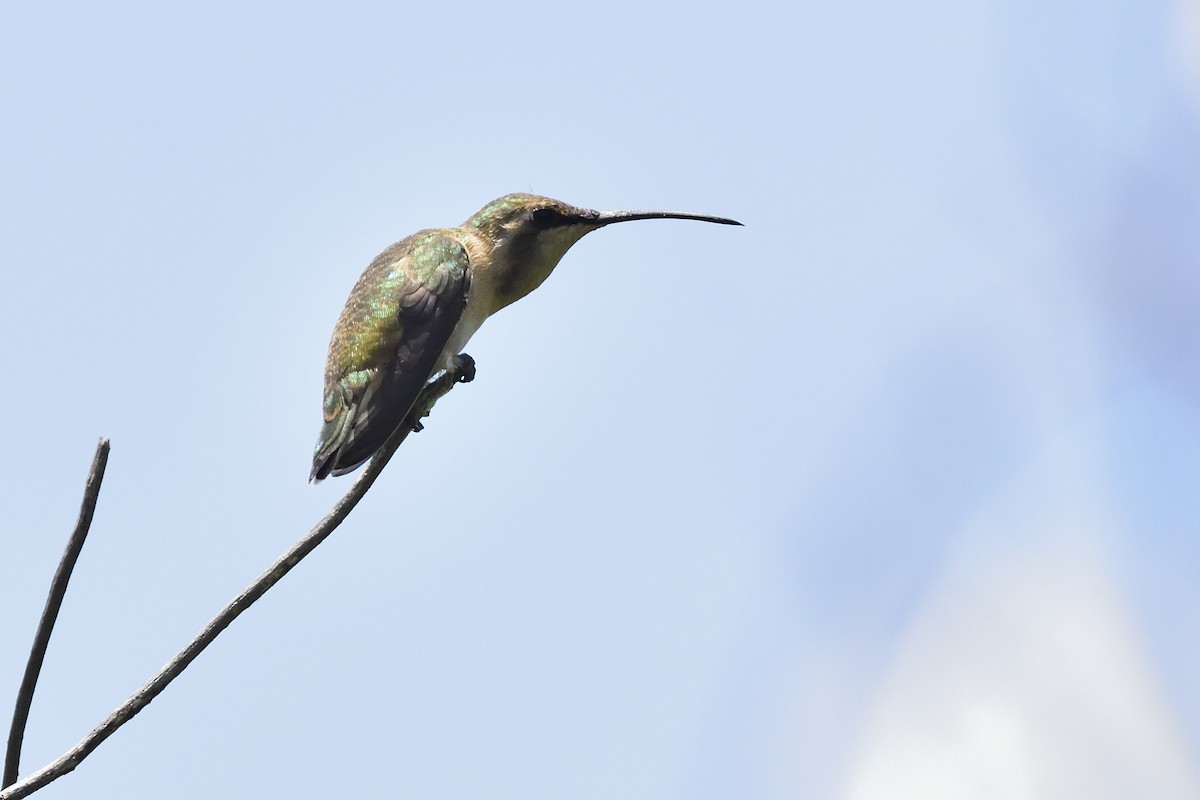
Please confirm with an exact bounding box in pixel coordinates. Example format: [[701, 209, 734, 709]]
[[595, 209, 743, 227]]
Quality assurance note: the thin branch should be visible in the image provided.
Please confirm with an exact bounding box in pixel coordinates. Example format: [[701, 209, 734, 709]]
[[4, 439, 111, 790], [0, 384, 446, 799]]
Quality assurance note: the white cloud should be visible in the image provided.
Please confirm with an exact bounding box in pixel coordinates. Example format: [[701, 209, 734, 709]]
[[840, 430, 1200, 799]]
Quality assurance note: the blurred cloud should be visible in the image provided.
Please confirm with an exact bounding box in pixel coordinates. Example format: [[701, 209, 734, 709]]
[[839, 428, 1199, 798]]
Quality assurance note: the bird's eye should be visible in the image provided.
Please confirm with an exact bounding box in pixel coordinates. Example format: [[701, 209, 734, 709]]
[[530, 207, 560, 227]]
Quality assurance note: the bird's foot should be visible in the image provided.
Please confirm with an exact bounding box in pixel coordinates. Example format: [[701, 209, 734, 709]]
[[453, 353, 476, 383], [407, 353, 476, 432]]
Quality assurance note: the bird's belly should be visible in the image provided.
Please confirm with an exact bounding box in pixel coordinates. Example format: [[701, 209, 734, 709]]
[[437, 294, 489, 372]]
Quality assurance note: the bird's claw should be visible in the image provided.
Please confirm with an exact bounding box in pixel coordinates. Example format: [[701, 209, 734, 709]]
[[454, 353, 476, 383], [407, 353, 476, 433]]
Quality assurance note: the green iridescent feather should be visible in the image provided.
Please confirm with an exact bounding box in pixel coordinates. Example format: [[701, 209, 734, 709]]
[[311, 232, 469, 481]]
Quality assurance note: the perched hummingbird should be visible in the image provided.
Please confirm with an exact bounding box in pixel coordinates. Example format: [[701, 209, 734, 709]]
[[310, 193, 742, 482]]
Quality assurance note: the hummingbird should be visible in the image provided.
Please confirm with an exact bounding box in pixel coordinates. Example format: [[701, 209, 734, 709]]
[[310, 193, 742, 482]]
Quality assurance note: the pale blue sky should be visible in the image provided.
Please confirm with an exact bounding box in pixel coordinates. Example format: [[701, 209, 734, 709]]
[[2, 1, 1198, 798]]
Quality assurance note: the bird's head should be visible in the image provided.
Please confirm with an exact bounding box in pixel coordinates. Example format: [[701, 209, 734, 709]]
[[463, 192, 742, 309]]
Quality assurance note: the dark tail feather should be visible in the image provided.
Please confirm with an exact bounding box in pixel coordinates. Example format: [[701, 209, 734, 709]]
[[310, 395, 406, 482]]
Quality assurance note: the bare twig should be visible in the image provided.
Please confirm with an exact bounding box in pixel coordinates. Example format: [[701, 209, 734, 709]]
[[0, 385, 448, 799], [4, 439, 110, 790]]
